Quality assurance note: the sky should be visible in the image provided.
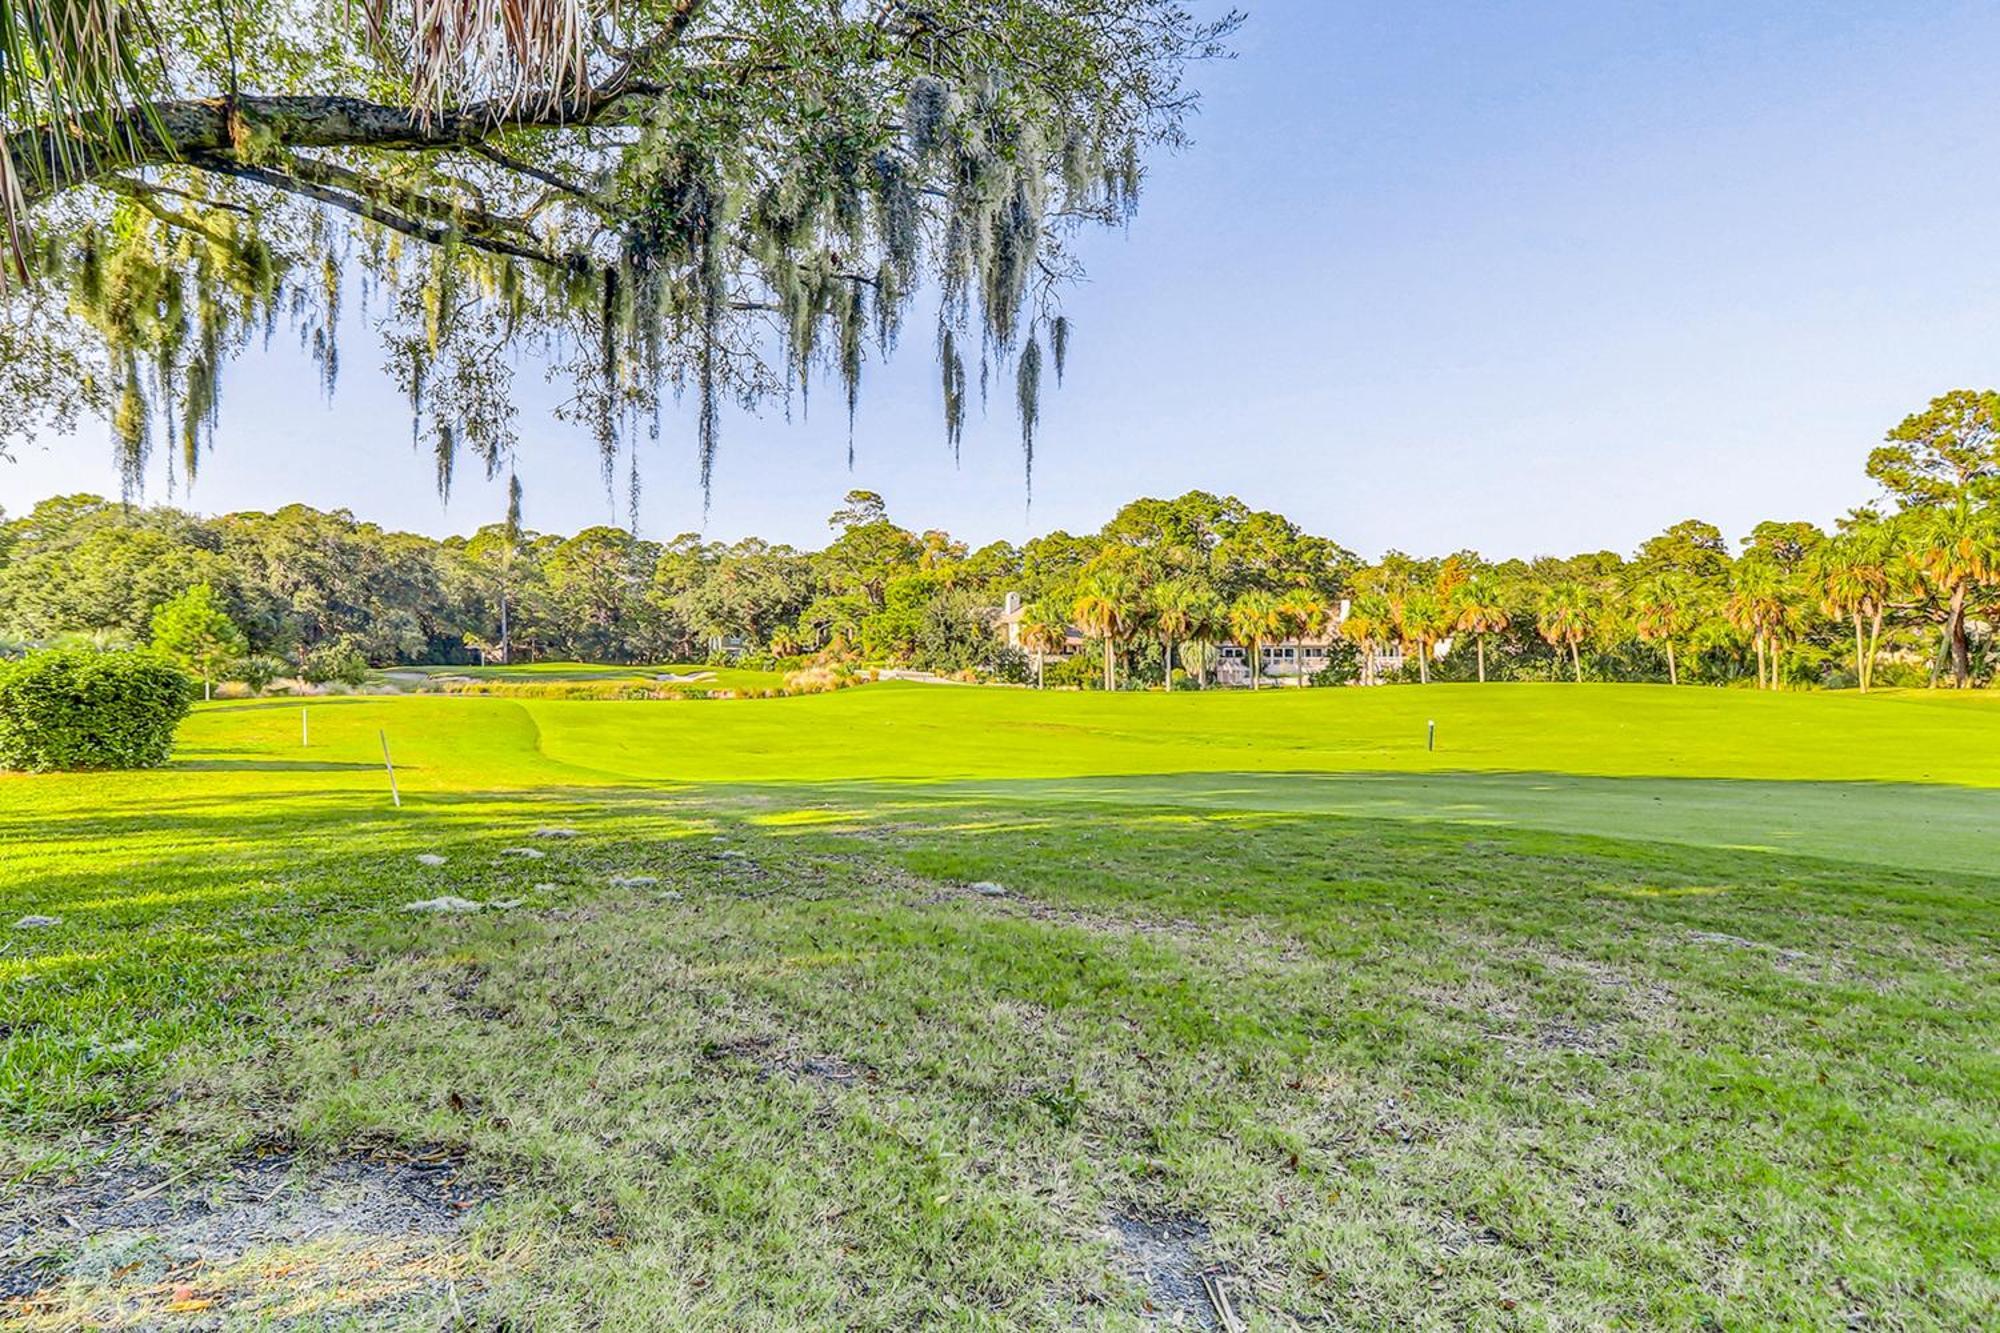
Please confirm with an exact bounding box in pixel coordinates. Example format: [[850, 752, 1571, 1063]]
[[7, 0, 2000, 559]]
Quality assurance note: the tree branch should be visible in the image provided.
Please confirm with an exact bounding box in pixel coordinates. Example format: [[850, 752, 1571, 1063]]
[[189, 154, 594, 273]]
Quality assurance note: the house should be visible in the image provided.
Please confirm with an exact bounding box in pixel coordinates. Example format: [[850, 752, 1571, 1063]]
[[994, 592, 1436, 686]]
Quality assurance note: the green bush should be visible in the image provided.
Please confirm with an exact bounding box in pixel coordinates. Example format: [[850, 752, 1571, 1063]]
[[300, 638, 371, 686], [0, 649, 193, 772]]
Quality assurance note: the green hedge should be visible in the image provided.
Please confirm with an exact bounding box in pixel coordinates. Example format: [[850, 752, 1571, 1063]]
[[0, 649, 194, 772]]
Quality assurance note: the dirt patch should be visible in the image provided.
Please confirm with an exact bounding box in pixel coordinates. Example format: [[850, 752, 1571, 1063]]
[[2, 1146, 487, 1328], [1107, 1212, 1226, 1328]]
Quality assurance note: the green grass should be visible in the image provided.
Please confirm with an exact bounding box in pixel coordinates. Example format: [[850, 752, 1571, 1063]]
[[388, 659, 789, 691], [3, 685, 1996, 1328]]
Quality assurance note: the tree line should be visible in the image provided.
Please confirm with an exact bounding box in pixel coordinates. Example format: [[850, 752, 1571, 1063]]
[[5, 389, 1999, 690]]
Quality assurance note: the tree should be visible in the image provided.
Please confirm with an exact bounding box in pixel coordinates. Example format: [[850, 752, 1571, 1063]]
[[1867, 390, 2000, 508], [1149, 579, 1202, 691], [1813, 510, 1896, 693], [150, 582, 246, 699], [1073, 571, 1138, 692], [1903, 499, 2000, 688], [1725, 557, 1803, 690], [1017, 602, 1069, 690], [1277, 588, 1329, 687], [1340, 593, 1393, 686], [1452, 574, 1509, 683], [1630, 573, 1694, 686], [1536, 583, 1592, 683], [1226, 590, 1284, 691], [1396, 588, 1450, 685], [0, 2, 1237, 498]]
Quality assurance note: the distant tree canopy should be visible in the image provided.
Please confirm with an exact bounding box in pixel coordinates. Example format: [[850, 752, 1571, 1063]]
[[9, 391, 2000, 691], [0, 1, 1238, 502]]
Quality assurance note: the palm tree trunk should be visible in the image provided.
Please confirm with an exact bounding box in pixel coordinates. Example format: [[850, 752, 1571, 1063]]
[[1950, 586, 1971, 687], [1755, 634, 1767, 690], [1865, 611, 1883, 692], [1570, 640, 1582, 684], [1418, 640, 1429, 685], [1104, 639, 1116, 692], [1666, 639, 1678, 687], [1476, 633, 1486, 683], [1163, 635, 1174, 692], [1852, 612, 1866, 693], [1250, 643, 1260, 691], [1036, 649, 1045, 690]]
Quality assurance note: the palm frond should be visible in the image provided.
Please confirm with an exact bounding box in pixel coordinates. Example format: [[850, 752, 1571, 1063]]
[[365, 0, 594, 121], [0, 0, 161, 287]]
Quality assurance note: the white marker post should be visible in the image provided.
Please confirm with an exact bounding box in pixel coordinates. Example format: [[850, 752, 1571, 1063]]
[[1427, 719, 1435, 752], [379, 729, 401, 808]]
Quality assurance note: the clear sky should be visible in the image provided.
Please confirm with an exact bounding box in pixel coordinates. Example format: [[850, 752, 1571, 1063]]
[[6, 1, 2000, 558]]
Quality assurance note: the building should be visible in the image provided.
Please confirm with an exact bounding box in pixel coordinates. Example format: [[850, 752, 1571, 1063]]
[[995, 593, 1434, 686]]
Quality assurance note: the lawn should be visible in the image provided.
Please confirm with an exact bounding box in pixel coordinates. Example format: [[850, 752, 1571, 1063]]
[[386, 660, 790, 692], [2, 685, 1995, 1328]]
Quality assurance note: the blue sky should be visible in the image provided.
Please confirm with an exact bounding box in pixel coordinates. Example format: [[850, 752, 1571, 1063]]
[[7, 1, 2000, 557]]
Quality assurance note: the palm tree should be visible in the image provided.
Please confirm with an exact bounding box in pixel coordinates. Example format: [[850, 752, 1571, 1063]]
[[1073, 572, 1138, 692], [1017, 601, 1069, 690], [1630, 572, 1693, 686], [1813, 514, 1895, 692], [1904, 499, 2000, 689], [1277, 589, 1329, 687], [1227, 590, 1285, 690], [1150, 579, 1201, 691], [1726, 559, 1796, 689], [1181, 582, 1225, 687], [1537, 582, 1592, 683], [1452, 575, 1508, 683], [1340, 593, 1393, 686], [1397, 588, 1450, 684]]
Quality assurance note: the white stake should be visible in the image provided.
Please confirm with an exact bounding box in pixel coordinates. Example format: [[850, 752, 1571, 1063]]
[[380, 729, 401, 808]]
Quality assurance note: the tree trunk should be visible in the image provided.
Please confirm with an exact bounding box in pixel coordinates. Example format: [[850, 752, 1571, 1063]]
[[1417, 640, 1429, 685], [1104, 639, 1116, 693], [1865, 611, 1883, 693], [1852, 612, 1866, 693], [1666, 639, 1678, 687], [499, 583, 512, 665], [1163, 636, 1174, 692], [1950, 585, 1971, 687], [1250, 644, 1260, 691], [1755, 634, 1767, 690], [1035, 650, 1045, 690], [1476, 634, 1486, 683], [1570, 640, 1582, 684]]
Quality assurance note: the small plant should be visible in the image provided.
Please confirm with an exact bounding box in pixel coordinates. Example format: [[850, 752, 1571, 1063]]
[[230, 654, 291, 694], [0, 649, 194, 772]]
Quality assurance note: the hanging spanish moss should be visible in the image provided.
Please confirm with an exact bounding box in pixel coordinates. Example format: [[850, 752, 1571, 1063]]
[[0, 0, 1246, 510], [1017, 332, 1043, 502]]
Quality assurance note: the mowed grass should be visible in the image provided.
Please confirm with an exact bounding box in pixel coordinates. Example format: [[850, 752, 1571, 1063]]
[[2, 685, 1996, 1328], [389, 660, 788, 691]]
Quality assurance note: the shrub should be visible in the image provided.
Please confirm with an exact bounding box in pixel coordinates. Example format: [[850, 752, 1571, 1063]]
[[0, 649, 193, 772], [230, 654, 291, 694], [300, 638, 371, 686]]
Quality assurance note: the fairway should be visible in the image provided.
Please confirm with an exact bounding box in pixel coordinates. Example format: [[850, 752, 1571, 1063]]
[[4, 685, 1997, 1328]]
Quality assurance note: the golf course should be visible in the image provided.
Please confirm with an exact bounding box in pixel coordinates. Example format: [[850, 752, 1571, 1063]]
[[4, 683, 1995, 1328]]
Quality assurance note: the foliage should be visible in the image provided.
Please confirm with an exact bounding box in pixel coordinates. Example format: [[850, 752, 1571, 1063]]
[[148, 581, 245, 693], [0, 646, 190, 771], [298, 636, 370, 686], [2, 1, 1241, 504]]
